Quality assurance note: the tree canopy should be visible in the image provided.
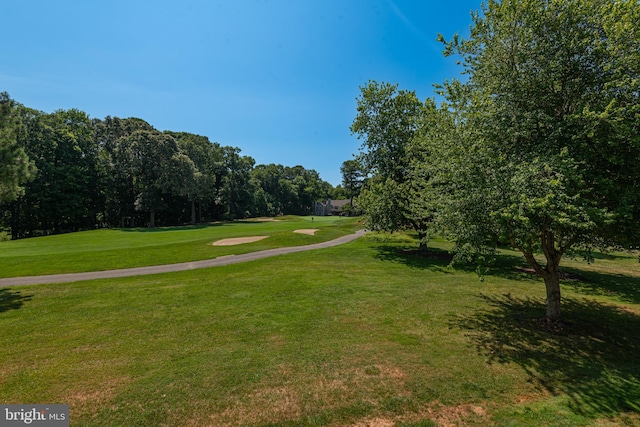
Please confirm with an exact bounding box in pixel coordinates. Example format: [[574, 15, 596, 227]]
[[0, 97, 335, 237], [350, 0, 639, 321], [439, 0, 640, 321], [351, 81, 444, 252], [0, 93, 34, 204]]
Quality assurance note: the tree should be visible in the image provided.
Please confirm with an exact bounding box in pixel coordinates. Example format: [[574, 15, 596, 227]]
[[221, 147, 256, 220], [0, 93, 34, 204], [9, 108, 99, 236], [166, 131, 220, 224], [439, 0, 640, 321], [251, 164, 329, 216], [351, 81, 438, 252], [123, 130, 191, 227], [95, 116, 154, 227], [251, 164, 289, 216], [285, 166, 327, 215], [329, 184, 349, 201], [340, 159, 365, 206]]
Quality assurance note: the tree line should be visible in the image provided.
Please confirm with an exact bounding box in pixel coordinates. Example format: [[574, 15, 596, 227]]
[[0, 96, 347, 239], [349, 0, 639, 321]]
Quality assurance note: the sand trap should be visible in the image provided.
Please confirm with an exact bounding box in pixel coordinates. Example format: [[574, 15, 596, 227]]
[[293, 229, 319, 235], [212, 236, 268, 246]]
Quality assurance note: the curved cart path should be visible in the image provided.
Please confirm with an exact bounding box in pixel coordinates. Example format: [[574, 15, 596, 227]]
[[0, 230, 366, 287]]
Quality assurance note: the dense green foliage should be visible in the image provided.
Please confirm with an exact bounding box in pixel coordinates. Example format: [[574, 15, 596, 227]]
[[438, 0, 640, 320], [352, 0, 639, 320], [0, 101, 339, 237], [351, 82, 439, 252], [0, 93, 34, 204], [339, 159, 364, 204]]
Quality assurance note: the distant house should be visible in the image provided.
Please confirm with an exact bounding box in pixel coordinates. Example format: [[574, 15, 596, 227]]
[[314, 199, 351, 216]]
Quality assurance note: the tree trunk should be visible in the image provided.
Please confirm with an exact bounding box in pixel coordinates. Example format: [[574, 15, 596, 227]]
[[10, 202, 20, 240], [513, 232, 564, 322], [417, 230, 428, 254], [543, 271, 562, 321], [191, 199, 196, 225], [541, 230, 563, 322], [149, 210, 156, 228]]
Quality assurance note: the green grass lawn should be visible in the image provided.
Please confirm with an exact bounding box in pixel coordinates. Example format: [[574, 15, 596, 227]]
[[1, 225, 639, 426], [0, 216, 360, 278]]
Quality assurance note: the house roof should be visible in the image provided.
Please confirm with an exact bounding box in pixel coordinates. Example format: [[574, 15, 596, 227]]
[[330, 199, 351, 208]]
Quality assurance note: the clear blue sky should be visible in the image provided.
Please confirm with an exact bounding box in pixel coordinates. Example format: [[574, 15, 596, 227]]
[[2, 0, 478, 186]]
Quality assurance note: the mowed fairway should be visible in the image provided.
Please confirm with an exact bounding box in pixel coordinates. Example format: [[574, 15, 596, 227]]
[[1, 226, 639, 426], [0, 216, 359, 278]]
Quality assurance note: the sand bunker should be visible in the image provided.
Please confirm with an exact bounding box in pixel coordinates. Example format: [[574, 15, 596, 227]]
[[212, 236, 268, 246], [293, 229, 319, 235]]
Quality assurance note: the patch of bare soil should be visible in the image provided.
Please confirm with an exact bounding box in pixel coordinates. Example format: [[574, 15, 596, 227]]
[[350, 417, 395, 427], [293, 229, 319, 235], [420, 402, 488, 427], [212, 236, 268, 246], [67, 375, 131, 417], [339, 401, 489, 427]]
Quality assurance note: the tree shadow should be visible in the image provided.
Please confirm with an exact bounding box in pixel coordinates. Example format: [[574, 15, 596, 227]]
[[484, 252, 640, 304], [373, 245, 455, 272], [564, 268, 640, 305], [118, 223, 223, 232], [567, 249, 640, 262], [470, 251, 640, 308], [452, 294, 640, 417], [0, 288, 32, 313]]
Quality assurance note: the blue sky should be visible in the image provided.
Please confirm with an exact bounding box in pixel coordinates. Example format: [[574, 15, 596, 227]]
[[2, 0, 479, 186]]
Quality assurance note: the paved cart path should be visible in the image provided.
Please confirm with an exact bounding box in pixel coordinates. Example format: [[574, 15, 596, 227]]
[[0, 230, 366, 287]]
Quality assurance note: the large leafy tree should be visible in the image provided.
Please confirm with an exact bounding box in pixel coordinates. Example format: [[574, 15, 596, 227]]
[[122, 130, 196, 227], [251, 164, 328, 216], [351, 81, 439, 252], [95, 116, 154, 227], [439, 0, 640, 321], [285, 165, 327, 215], [165, 131, 221, 224], [11, 108, 99, 236], [251, 164, 286, 216], [340, 159, 365, 206], [0, 93, 34, 204], [221, 147, 256, 220]]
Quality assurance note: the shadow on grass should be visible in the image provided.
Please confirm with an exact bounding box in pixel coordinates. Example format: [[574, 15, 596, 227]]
[[374, 245, 640, 304], [564, 268, 640, 305], [373, 244, 535, 280], [454, 294, 640, 418], [567, 249, 640, 262], [0, 288, 32, 313], [373, 245, 454, 271], [118, 223, 223, 232], [487, 252, 640, 304]]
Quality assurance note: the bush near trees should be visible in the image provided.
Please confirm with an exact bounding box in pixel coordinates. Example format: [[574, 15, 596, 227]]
[[351, 0, 639, 321], [0, 101, 335, 237]]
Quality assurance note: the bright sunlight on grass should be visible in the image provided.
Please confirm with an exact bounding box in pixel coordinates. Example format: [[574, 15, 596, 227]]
[[1, 221, 639, 426], [0, 216, 360, 278]]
